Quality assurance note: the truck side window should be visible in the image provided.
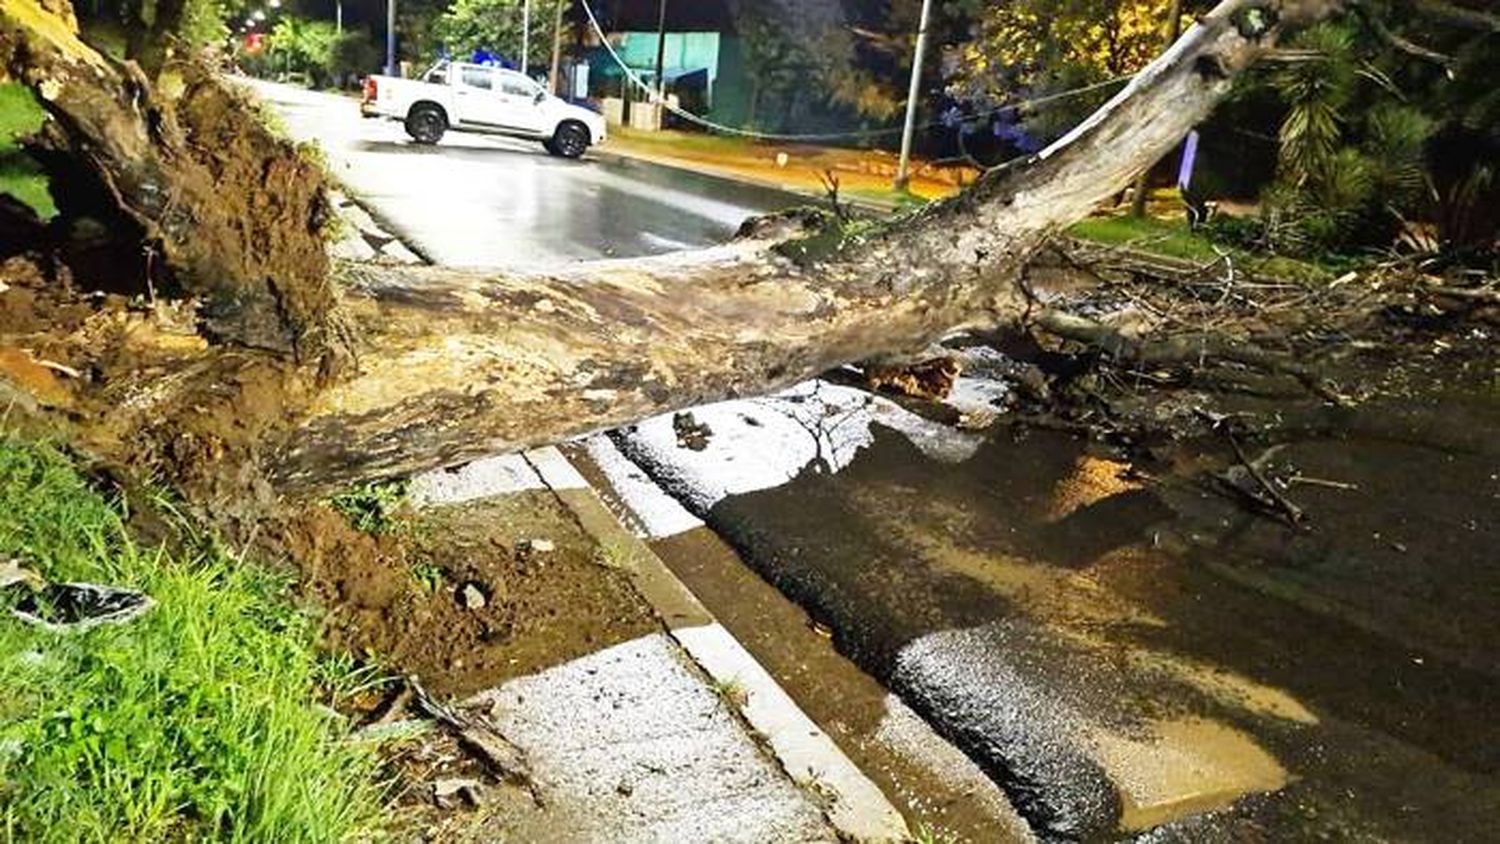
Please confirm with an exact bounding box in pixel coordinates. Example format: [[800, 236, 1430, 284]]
[[425, 67, 447, 84], [460, 67, 493, 91], [497, 74, 537, 98]]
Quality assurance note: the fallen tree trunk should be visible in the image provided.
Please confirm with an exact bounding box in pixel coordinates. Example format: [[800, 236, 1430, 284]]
[[1, 0, 1347, 499]]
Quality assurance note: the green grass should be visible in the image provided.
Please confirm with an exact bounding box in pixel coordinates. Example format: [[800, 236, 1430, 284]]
[[611, 125, 762, 157], [409, 560, 444, 594], [845, 186, 932, 211], [0, 438, 387, 841], [0, 82, 56, 220], [912, 822, 960, 844], [1069, 214, 1337, 283], [328, 479, 410, 535]]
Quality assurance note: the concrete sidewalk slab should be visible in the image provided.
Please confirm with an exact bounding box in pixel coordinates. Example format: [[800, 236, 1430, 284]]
[[403, 448, 910, 841], [468, 632, 835, 843], [524, 449, 911, 842]]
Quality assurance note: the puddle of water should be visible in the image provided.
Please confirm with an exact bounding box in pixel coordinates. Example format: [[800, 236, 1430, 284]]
[[615, 379, 982, 513], [1087, 717, 1289, 832], [1045, 454, 1139, 519]]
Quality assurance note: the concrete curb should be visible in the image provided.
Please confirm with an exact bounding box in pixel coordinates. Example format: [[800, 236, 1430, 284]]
[[523, 446, 912, 843], [327, 189, 435, 266]]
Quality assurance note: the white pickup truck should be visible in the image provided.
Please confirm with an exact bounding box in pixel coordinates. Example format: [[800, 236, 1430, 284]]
[[361, 60, 607, 158]]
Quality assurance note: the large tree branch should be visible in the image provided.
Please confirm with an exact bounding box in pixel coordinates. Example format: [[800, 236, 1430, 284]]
[[262, 0, 1346, 491], [1, 0, 1348, 498]]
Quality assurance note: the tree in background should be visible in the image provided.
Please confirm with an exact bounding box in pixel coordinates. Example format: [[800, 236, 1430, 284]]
[[433, 0, 560, 70], [329, 28, 382, 86], [268, 16, 339, 82], [724, 0, 973, 139], [1223, 4, 1498, 258], [948, 0, 1192, 140], [732, 3, 815, 131]]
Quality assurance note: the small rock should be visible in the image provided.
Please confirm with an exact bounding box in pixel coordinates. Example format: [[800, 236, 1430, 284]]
[[522, 538, 555, 554], [457, 582, 488, 610], [431, 777, 484, 809], [672, 411, 713, 450]]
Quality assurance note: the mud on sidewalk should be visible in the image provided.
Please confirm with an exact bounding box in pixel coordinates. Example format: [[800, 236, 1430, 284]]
[[287, 450, 855, 841]]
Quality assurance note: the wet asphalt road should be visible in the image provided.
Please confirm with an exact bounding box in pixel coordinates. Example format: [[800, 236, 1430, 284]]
[[242, 79, 798, 268], [607, 374, 1500, 841]]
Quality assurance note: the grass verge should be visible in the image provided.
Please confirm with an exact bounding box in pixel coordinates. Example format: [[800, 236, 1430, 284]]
[[0, 438, 386, 841], [0, 82, 56, 220], [1069, 214, 1338, 283]]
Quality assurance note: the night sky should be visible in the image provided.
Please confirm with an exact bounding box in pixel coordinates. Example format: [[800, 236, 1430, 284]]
[[285, 0, 866, 39]]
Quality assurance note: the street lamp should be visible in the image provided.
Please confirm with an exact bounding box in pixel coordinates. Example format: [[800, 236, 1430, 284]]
[[654, 0, 668, 102], [386, 0, 397, 76], [894, 0, 933, 192], [520, 0, 531, 77]]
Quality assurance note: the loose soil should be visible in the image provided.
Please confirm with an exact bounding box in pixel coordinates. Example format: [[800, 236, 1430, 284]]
[[281, 491, 657, 697]]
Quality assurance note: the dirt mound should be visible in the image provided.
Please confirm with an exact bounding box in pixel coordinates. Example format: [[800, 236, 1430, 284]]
[[281, 495, 656, 697], [166, 66, 340, 358]]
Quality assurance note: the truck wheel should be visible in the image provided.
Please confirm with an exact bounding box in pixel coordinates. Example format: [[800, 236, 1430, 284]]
[[405, 104, 447, 144], [549, 122, 589, 159]]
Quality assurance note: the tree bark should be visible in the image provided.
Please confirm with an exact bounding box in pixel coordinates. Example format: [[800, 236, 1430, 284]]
[[548, 0, 564, 95], [1, 0, 1347, 498]]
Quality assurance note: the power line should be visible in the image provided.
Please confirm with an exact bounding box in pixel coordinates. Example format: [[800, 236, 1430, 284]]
[[578, 0, 1130, 145]]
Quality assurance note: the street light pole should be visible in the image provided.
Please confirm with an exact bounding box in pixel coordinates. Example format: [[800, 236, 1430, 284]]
[[653, 0, 668, 101], [385, 0, 396, 76], [521, 0, 531, 76], [336, 0, 343, 36], [893, 0, 933, 193]]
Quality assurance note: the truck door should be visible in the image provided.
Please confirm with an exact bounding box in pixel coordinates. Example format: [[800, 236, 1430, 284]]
[[453, 65, 507, 128], [495, 71, 549, 136]]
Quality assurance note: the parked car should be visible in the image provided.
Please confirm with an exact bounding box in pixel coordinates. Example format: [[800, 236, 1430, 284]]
[[360, 61, 607, 158]]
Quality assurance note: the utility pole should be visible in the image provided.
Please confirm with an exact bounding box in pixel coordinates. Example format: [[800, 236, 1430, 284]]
[[894, 0, 933, 193], [653, 0, 668, 101], [385, 0, 396, 76], [521, 0, 531, 76], [1129, 0, 1183, 216], [336, 0, 342, 36], [549, 0, 565, 95]]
